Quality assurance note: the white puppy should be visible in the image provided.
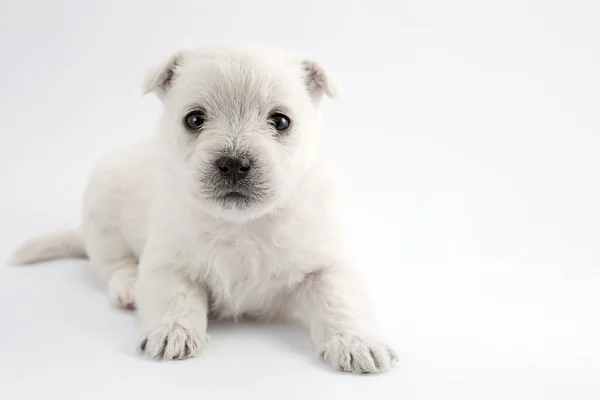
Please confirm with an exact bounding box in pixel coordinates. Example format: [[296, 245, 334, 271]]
[[11, 43, 397, 374]]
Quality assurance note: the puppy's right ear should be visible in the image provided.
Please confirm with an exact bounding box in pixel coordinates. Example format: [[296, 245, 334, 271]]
[[141, 52, 183, 100]]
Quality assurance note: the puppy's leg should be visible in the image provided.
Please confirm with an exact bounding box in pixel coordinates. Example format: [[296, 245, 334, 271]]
[[84, 223, 138, 310], [135, 261, 209, 361], [106, 262, 137, 309], [291, 268, 397, 374]]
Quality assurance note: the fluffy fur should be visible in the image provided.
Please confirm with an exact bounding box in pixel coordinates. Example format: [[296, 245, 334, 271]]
[[11, 43, 397, 374]]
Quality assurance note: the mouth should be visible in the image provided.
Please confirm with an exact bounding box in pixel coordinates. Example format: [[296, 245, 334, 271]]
[[222, 191, 249, 200], [214, 190, 254, 210]]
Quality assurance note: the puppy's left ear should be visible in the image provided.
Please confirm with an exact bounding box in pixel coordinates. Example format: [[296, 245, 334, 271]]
[[301, 59, 342, 103], [141, 51, 185, 101]]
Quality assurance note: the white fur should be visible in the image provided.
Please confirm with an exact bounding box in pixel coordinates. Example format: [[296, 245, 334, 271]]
[[11, 229, 85, 264], [11, 43, 396, 374]]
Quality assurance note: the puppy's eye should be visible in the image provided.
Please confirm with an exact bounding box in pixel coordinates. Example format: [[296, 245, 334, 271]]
[[184, 111, 206, 130], [269, 113, 291, 132]]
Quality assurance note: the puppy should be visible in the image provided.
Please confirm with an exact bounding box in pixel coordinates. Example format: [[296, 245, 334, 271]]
[[11, 43, 397, 374]]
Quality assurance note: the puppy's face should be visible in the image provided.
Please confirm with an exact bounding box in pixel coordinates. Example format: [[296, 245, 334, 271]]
[[145, 44, 338, 222]]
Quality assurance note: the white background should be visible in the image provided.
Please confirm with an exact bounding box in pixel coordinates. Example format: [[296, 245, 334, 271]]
[[1, 0, 599, 399]]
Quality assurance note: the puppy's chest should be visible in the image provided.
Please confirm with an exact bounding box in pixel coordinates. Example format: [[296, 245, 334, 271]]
[[190, 230, 307, 318]]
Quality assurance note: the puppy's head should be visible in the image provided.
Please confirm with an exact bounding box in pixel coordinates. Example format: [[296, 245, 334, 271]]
[[143, 44, 339, 222]]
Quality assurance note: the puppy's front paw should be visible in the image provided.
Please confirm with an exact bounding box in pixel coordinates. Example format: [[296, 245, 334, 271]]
[[138, 323, 208, 361], [319, 335, 398, 374]]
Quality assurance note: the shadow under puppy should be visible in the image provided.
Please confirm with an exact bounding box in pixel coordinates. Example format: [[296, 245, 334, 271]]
[[12, 43, 397, 374]]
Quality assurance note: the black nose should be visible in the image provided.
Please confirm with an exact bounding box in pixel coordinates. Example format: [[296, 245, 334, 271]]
[[216, 156, 251, 184]]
